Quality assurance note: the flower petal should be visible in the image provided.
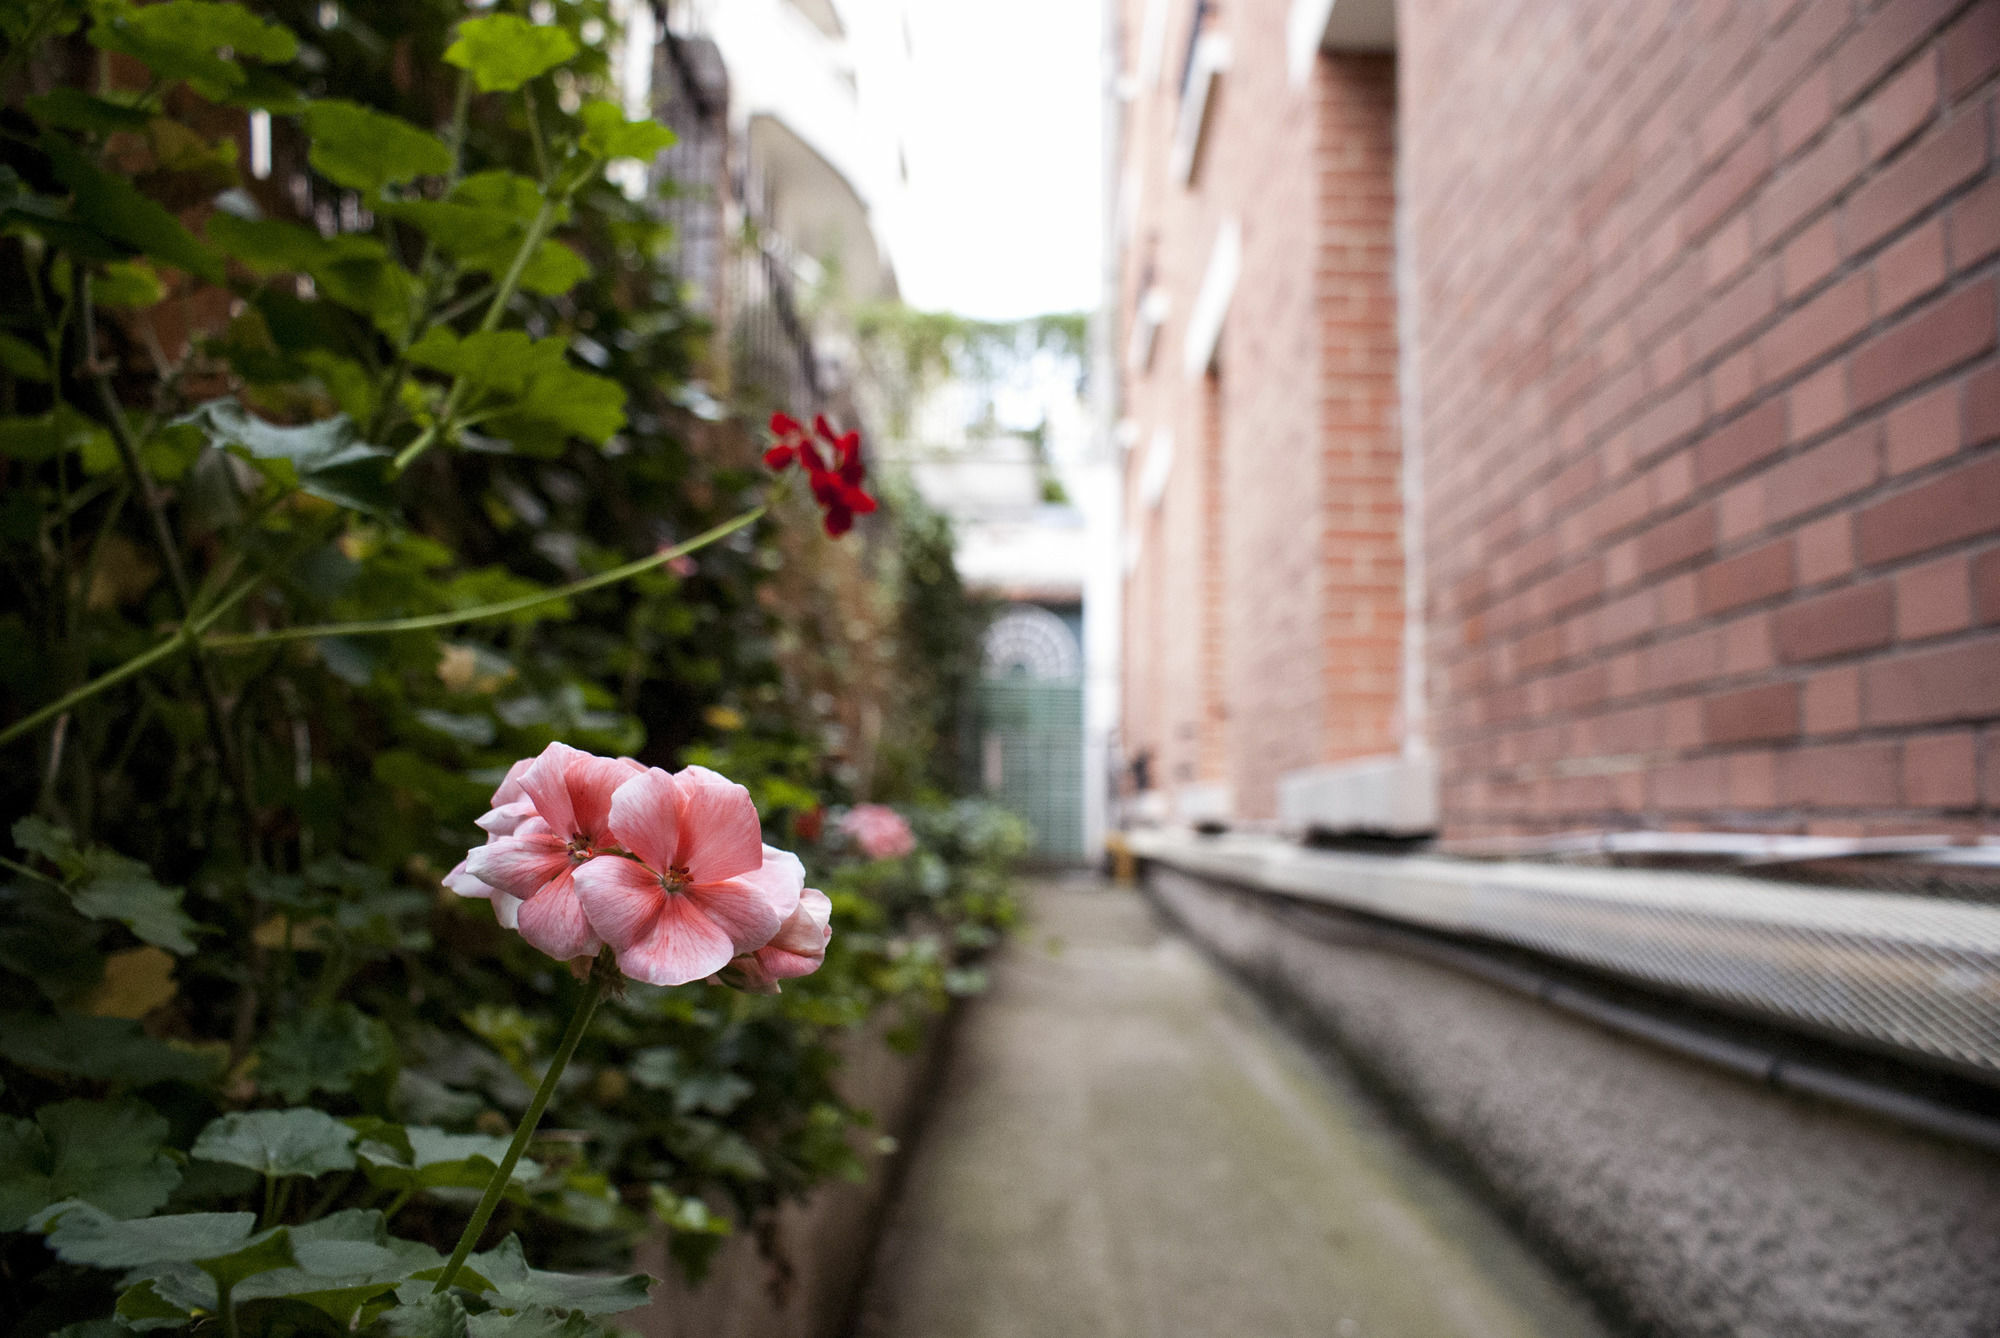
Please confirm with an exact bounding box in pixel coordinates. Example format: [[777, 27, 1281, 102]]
[[614, 893, 740, 986], [492, 891, 524, 930], [572, 853, 665, 952], [566, 752, 643, 845], [476, 800, 536, 837], [672, 766, 764, 885], [747, 888, 832, 984], [492, 756, 536, 808], [519, 742, 584, 836], [515, 865, 600, 961], [464, 831, 572, 902], [442, 859, 494, 900], [604, 768, 681, 873], [688, 844, 803, 954], [769, 887, 833, 955]]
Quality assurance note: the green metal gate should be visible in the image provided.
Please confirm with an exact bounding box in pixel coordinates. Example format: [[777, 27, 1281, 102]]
[[971, 677, 1085, 861]]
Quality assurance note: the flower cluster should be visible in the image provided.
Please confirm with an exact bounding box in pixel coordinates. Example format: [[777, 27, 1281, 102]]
[[840, 803, 915, 860], [765, 411, 878, 536], [447, 742, 832, 989]]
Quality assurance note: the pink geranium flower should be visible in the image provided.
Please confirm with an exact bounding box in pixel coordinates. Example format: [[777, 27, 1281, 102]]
[[840, 803, 914, 859], [570, 765, 806, 986], [443, 756, 537, 926], [717, 888, 833, 994], [463, 742, 643, 961]]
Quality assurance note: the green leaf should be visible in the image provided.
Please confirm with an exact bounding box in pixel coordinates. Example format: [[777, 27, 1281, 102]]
[[506, 362, 625, 446], [231, 1211, 442, 1322], [257, 1003, 395, 1102], [117, 1279, 192, 1331], [0, 333, 51, 380], [0, 1011, 221, 1084], [68, 854, 199, 955], [26, 87, 154, 134], [41, 133, 222, 282], [383, 1293, 471, 1338], [93, 258, 167, 309], [518, 240, 591, 296], [51, 1323, 132, 1338], [207, 214, 417, 337], [207, 212, 337, 276], [578, 103, 676, 161], [0, 406, 114, 465], [378, 171, 586, 293], [358, 1125, 538, 1195], [191, 1108, 358, 1178], [464, 1236, 651, 1316], [0, 1099, 180, 1231], [467, 1308, 605, 1338], [406, 329, 625, 452], [196, 1224, 297, 1292], [180, 398, 392, 513], [12, 815, 74, 865], [41, 1202, 256, 1269], [89, 0, 298, 95], [300, 100, 452, 193], [443, 14, 579, 93]]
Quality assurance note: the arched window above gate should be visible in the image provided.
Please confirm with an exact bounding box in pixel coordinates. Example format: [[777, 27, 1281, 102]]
[[982, 604, 1082, 681]]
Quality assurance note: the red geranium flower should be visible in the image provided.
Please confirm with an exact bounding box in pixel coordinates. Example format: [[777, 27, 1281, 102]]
[[765, 410, 877, 537]]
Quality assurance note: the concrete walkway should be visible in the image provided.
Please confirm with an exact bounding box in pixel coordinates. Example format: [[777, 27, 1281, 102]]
[[852, 877, 1609, 1338]]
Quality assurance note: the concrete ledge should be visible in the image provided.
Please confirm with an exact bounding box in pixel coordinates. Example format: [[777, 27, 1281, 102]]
[[1173, 781, 1232, 825], [1127, 828, 2000, 1079], [1275, 752, 1437, 835], [1142, 865, 2000, 1337]]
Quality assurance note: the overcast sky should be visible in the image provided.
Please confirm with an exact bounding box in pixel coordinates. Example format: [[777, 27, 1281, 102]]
[[872, 0, 1104, 320]]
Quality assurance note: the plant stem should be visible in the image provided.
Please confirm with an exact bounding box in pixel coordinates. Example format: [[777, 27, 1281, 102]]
[[0, 555, 261, 747], [205, 506, 763, 650], [0, 508, 763, 747], [431, 961, 609, 1294], [390, 191, 562, 475], [79, 273, 250, 802]]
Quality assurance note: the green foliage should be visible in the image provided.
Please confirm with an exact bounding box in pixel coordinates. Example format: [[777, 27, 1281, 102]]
[[0, 1099, 180, 1230], [301, 101, 454, 193], [191, 1109, 359, 1178], [444, 14, 579, 94], [0, 1, 1013, 1334]]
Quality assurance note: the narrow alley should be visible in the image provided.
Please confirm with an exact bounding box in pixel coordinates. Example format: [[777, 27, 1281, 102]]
[[852, 877, 1609, 1338]]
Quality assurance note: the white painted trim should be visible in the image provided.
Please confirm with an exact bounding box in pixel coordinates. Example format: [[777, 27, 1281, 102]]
[[1286, 0, 1337, 87], [1181, 217, 1240, 380], [1275, 753, 1438, 835], [1137, 0, 1171, 90], [1137, 426, 1175, 509], [1175, 782, 1232, 825], [1289, 0, 1397, 86], [1168, 33, 1231, 183], [1126, 286, 1169, 374]]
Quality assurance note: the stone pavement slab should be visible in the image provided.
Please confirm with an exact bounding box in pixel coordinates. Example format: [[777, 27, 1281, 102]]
[[852, 876, 1609, 1338]]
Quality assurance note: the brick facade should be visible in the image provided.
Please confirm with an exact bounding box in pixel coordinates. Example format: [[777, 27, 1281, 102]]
[[1118, 0, 1404, 820], [1406, 0, 2000, 839], [1116, 0, 2000, 840]]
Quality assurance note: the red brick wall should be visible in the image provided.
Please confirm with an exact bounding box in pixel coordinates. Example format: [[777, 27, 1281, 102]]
[[1404, 0, 2000, 839], [1117, 0, 1404, 820], [1318, 55, 1404, 766]]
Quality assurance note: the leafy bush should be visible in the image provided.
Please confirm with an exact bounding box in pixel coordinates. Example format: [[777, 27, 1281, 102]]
[[0, 2, 1012, 1334]]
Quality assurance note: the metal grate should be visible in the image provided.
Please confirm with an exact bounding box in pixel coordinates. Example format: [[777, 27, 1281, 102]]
[[1127, 831, 2000, 1080], [973, 679, 1084, 860]]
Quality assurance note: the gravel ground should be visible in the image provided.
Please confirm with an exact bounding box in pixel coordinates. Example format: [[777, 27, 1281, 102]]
[[1146, 866, 2000, 1338], [853, 875, 1610, 1338]]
